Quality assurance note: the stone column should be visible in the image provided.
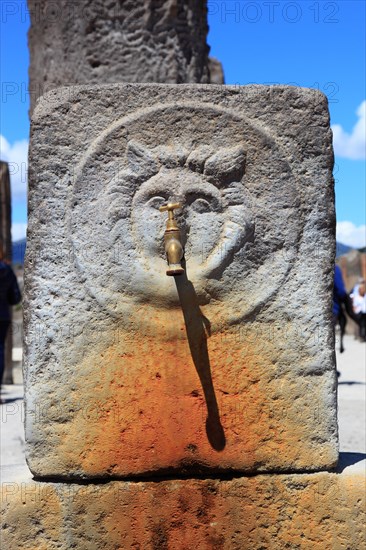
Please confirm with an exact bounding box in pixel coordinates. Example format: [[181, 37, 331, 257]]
[[27, 0, 223, 114], [0, 161, 13, 384]]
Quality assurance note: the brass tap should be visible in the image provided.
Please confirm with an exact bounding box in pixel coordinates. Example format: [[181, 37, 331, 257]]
[[159, 203, 184, 276]]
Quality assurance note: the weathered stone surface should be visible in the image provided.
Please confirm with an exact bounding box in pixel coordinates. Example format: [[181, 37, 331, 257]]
[[25, 84, 336, 478], [2, 459, 365, 549], [28, 0, 213, 114]]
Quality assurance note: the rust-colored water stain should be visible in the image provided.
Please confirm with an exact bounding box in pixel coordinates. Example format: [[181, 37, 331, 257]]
[[50, 302, 337, 477]]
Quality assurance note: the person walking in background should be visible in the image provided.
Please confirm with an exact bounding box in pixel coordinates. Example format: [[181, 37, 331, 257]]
[[351, 279, 366, 341], [333, 264, 349, 354], [0, 243, 21, 398], [333, 264, 360, 356]]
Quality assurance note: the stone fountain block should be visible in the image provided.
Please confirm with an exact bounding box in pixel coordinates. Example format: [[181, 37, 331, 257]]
[[25, 84, 336, 478], [2, 460, 365, 548]]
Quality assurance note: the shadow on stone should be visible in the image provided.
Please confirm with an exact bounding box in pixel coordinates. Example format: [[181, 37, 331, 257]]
[[0, 397, 23, 404], [338, 381, 366, 385], [337, 452, 366, 472], [175, 269, 226, 451]]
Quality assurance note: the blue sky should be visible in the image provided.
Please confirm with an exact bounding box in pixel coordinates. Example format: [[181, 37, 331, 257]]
[[0, 0, 365, 246]]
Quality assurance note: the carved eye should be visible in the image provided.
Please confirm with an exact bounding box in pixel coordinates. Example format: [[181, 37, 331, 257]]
[[191, 198, 213, 213], [146, 195, 167, 209]]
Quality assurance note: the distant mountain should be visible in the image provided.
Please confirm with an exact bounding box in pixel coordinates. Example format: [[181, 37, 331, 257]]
[[12, 238, 26, 265], [336, 242, 352, 257]]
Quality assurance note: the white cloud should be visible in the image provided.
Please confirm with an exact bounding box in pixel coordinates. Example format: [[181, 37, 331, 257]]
[[332, 101, 366, 160], [11, 223, 27, 242], [337, 221, 366, 249], [0, 135, 28, 201]]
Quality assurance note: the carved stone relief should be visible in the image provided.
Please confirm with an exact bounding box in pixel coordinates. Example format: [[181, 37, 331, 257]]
[[71, 103, 299, 327], [25, 85, 337, 477]]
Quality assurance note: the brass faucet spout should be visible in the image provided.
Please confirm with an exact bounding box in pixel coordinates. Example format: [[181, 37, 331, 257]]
[[159, 203, 185, 276]]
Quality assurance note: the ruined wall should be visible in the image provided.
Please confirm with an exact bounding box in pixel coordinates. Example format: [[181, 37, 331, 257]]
[[337, 250, 366, 292], [0, 162, 11, 262], [0, 161, 13, 384], [27, 0, 223, 114]]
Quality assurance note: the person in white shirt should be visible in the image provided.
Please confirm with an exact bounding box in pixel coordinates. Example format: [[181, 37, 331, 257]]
[[351, 280, 366, 341]]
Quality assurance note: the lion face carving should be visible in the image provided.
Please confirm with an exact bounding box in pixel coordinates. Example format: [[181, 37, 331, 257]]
[[70, 103, 299, 324], [104, 140, 254, 306]]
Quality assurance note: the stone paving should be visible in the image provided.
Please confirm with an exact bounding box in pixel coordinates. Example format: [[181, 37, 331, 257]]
[[336, 334, 366, 454]]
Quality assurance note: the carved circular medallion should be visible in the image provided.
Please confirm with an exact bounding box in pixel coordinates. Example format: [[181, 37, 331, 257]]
[[70, 103, 301, 326]]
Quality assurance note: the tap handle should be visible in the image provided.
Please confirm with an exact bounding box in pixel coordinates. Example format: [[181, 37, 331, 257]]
[[159, 202, 181, 214], [159, 203, 181, 221]]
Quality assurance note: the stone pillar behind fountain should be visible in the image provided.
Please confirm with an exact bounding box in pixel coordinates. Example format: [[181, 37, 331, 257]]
[[24, 84, 337, 479], [27, 0, 223, 114], [0, 161, 13, 384]]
